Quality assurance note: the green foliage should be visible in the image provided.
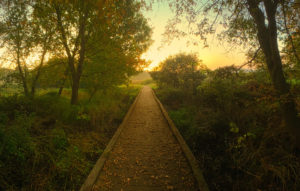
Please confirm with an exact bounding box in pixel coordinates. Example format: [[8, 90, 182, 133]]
[[169, 108, 196, 135], [34, 93, 79, 123], [0, 0, 59, 96], [156, 86, 186, 107], [51, 128, 68, 150], [0, 117, 34, 161], [53, 145, 90, 190], [164, 0, 300, 149], [0, 0, 151, 104], [151, 53, 207, 95], [0, 114, 35, 189], [0, 85, 140, 190], [86, 85, 141, 129], [37, 57, 69, 89], [154, 65, 300, 191]]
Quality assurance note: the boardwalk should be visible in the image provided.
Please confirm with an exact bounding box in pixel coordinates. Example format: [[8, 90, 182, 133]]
[[92, 86, 198, 191]]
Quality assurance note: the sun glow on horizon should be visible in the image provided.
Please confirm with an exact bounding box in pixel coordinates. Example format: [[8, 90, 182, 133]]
[[141, 1, 246, 71]]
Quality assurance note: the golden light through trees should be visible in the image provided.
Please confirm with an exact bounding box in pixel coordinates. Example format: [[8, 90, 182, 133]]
[[141, 1, 246, 70]]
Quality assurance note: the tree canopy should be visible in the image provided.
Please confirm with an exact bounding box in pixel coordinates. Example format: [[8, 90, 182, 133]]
[[151, 53, 207, 95], [158, 0, 300, 147], [0, 0, 152, 103]]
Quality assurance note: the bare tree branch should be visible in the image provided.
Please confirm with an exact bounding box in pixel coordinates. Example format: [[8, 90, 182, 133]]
[[238, 47, 261, 70]]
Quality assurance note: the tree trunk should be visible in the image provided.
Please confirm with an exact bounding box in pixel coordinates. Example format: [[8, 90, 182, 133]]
[[247, 0, 300, 146], [71, 74, 80, 105], [70, 2, 88, 105], [58, 65, 70, 96], [16, 48, 28, 96], [58, 74, 67, 95], [55, 4, 87, 105], [56, 5, 78, 104], [58, 83, 64, 96], [88, 88, 98, 102], [31, 49, 47, 97]]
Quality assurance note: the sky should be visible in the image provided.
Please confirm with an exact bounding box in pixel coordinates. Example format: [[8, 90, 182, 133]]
[[141, 1, 246, 70], [0, 1, 247, 71]]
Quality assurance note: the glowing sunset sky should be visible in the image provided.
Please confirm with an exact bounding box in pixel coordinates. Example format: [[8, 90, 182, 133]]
[[142, 1, 246, 70]]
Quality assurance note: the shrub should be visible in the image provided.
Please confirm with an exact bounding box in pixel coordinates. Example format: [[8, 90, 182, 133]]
[[0, 85, 141, 190], [51, 128, 69, 150], [154, 68, 300, 191], [155, 87, 186, 108], [34, 93, 80, 124], [0, 114, 35, 189]]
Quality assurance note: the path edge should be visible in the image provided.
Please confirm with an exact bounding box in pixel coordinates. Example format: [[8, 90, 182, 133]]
[[80, 88, 143, 191], [152, 89, 210, 191]]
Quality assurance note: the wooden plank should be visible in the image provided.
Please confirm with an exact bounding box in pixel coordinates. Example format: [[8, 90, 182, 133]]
[[80, 89, 142, 191], [152, 89, 210, 191]]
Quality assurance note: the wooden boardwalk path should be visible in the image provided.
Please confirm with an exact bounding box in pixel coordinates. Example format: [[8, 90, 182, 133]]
[[81, 86, 208, 191]]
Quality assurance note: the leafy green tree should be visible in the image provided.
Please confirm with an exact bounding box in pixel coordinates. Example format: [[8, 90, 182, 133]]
[[280, 0, 300, 66], [52, 0, 93, 104], [37, 56, 70, 90], [82, 0, 152, 101], [29, 0, 59, 96], [162, 0, 300, 146], [0, 0, 57, 97], [152, 53, 207, 95], [52, 0, 152, 104], [0, 0, 32, 96]]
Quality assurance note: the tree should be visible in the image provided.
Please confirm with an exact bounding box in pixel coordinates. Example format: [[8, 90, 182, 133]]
[[0, 0, 32, 96], [29, 0, 58, 96], [152, 53, 206, 95], [37, 56, 70, 91], [0, 0, 57, 97], [162, 0, 300, 146], [82, 0, 152, 101], [52, 0, 152, 104], [52, 0, 91, 104], [280, 0, 300, 66]]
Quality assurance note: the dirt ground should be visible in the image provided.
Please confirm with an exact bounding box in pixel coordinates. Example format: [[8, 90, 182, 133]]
[[92, 86, 198, 191]]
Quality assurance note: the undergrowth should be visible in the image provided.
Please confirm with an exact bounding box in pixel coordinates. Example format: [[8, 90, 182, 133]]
[[155, 70, 300, 191], [0, 85, 140, 190]]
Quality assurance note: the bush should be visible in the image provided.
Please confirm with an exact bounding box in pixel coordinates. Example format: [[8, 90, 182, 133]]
[[169, 108, 195, 135], [155, 87, 187, 108], [51, 128, 69, 150], [0, 85, 141, 190], [52, 146, 91, 190], [154, 68, 300, 191], [0, 114, 35, 189], [34, 93, 80, 124]]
